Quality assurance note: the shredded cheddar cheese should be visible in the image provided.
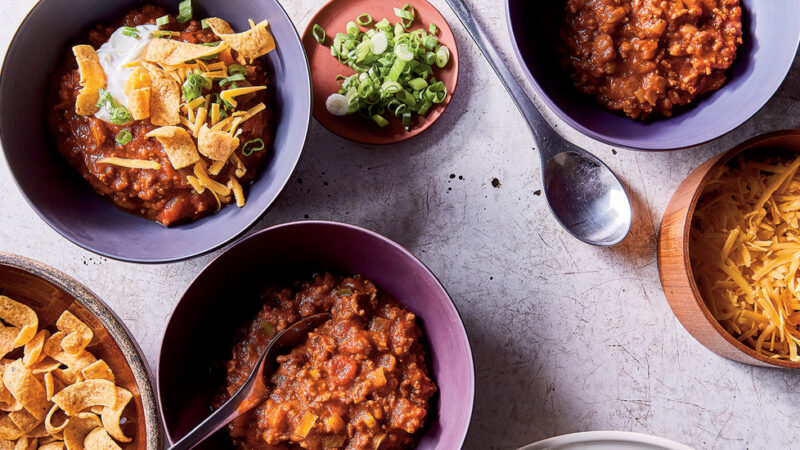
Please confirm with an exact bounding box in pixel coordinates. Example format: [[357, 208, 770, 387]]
[[208, 160, 226, 176], [691, 154, 800, 361], [220, 86, 266, 108], [186, 96, 205, 110], [97, 157, 161, 170], [227, 177, 245, 207]]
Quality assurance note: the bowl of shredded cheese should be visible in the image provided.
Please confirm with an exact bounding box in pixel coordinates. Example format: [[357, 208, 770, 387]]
[[659, 130, 800, 368]]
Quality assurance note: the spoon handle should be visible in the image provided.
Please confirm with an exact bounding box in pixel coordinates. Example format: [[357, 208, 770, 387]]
[[444, 0, 565, 156]]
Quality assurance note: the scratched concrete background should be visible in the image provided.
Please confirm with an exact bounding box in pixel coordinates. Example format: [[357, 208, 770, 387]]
[[2, 0, 800, 448]]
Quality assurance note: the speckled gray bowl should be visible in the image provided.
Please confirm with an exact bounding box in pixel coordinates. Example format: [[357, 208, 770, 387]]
[[0, 0, 311, 263], [0, 252, 162, 448]]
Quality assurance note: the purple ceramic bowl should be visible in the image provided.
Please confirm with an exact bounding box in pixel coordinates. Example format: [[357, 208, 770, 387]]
[[0, 0, 311, 263], [158, 221, 475, 449], [506, 1, 800, 151]]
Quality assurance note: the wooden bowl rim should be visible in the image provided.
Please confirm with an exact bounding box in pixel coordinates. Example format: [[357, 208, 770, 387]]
[[0, 252, 164, 447], [680, 129, 800, 369]]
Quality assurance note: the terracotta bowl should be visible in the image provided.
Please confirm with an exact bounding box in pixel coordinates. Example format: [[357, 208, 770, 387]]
[[158, 221, 475, 449], [0, 252, 162, 447], [302, 0, 459, 145], [658, 130, 800, 368]]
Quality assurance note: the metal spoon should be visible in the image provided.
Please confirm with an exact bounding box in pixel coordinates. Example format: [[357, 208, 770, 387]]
[[445, 0, 632, 246], [168, 313, 331, 450]]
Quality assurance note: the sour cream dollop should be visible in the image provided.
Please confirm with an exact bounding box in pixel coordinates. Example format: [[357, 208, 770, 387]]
[[94, 24, 158, 123]]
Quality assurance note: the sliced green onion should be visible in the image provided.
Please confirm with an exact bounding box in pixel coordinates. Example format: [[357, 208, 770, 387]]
[[394, 4, 416, 29], [176, 0, 193, 23], [156, 15, 170, 27], [326, 93, 349, 116], [122, 27, 139, 39], [228, 64, 247, 76], [96, 89, 132, 125], [153, 30, 174, 39], [242, 138, 265, 156], [201, 18, 209, 29], [318, 9, 451, 130], [199, 41, 221, 47], [219, 73, 245, 87], [182, 70, 211, 103], [370, 32, 388, 54], [372, 114, 389, 127], [436, 46, 450, 68], [408, 78, 428, 91], [356, 14, 373, 26], [115, 129, 133, 145], [395, 43, 414, 62], [312, 24, 326, 44]]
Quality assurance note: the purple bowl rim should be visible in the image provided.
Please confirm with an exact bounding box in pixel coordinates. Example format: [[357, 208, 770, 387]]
[[156, 220, 476, 447], [504, 0, 800, 151], [0, 0, 313, 264]]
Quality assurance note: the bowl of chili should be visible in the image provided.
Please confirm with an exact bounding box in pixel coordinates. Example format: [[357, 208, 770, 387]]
[[506, 0, 800, 151], [0, 0, 311, 263], [158, 221, 475, 449]]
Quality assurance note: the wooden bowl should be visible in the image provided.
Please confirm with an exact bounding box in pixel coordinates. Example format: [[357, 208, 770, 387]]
[[658, 130, 800, 368], [0, 252, 163, 447], [302, 0, 459, 145]]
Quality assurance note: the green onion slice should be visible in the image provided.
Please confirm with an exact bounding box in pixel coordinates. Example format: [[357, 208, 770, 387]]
[[115, 129, 133, 145], [201, 18, 209, 29], [326, 93, 349, 116], [182, 70, 211, 103], [242, 138, 265, 156], [356, 14, 373, 26], [312, 24, 326, 44], [394, 4, 416, 29], [176, 0, 193, 23], [436, 46, 450, 68], [156, 15, 169, 27], [96, 89, 132, 125], [429, 23, 438, 35], [227, 64, 247, 76], [219, 73, 245, 87], [122, 27, 139, 39]]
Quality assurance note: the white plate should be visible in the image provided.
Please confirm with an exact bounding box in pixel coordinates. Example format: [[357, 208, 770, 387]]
[[519, 431, 694, 450]]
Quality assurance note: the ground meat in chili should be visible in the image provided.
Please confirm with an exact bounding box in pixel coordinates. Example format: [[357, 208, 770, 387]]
[[217, 273, 437, 449], [560, 0, 742, 120], [47, 6, 273, 226]]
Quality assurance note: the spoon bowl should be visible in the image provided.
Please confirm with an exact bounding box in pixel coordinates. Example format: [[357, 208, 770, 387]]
[[168, 313, 331, 450], [444, 0, 631, 246], [544, 152, 631, 246]]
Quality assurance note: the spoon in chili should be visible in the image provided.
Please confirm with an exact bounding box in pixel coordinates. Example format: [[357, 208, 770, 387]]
[[445, 0, 632, 246], [168, 312, 331, 450]]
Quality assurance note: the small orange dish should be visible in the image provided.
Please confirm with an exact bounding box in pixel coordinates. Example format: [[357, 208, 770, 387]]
[[302, 0, 459, 145]]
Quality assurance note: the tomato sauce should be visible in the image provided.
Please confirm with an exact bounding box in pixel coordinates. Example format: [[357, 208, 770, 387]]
[[48, 6, 273, 226], [218, 273, 437, 449], [560, 0, 742, 120]]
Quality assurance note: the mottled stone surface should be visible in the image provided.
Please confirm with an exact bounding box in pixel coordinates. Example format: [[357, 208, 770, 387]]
[[2, 1, 799, 449]]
